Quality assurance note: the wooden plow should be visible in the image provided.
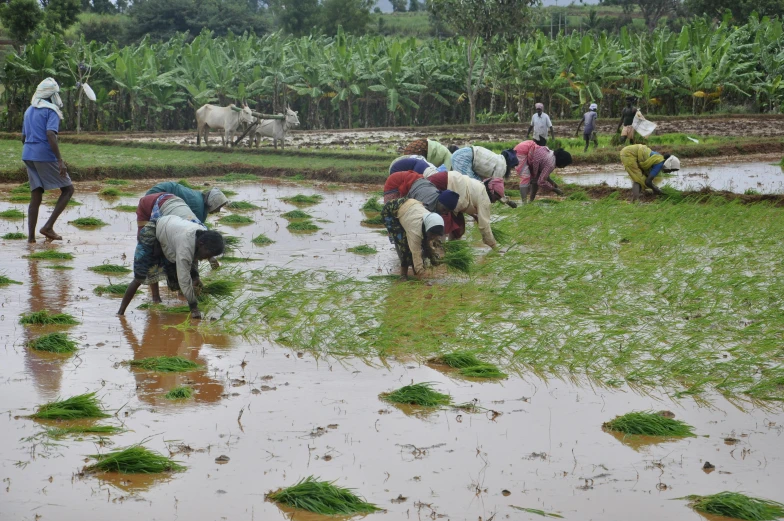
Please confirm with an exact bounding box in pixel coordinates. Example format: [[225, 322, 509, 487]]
[[231, 108, 285, 146]]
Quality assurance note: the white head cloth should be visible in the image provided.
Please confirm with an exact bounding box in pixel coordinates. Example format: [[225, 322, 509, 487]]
[[423, 212, 444, 233], [31, 78, 64, 120], [206, 188, 229, 212], [663, 155, 680, 171]]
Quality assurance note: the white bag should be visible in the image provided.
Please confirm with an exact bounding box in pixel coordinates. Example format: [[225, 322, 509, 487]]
[[632, 111, 656, 138], [82, 83, 96, 102]]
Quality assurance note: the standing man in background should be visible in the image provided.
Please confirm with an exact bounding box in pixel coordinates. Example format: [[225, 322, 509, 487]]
[[617, 96, 638, 144], [526, 103, 554, 146]]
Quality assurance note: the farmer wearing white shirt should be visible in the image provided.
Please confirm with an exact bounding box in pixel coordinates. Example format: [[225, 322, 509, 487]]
[[526, 103, 554, 146]]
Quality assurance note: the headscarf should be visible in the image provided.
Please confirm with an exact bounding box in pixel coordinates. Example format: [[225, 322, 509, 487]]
[[663, 155, 680, 171], [423, 212, 444, 234], [535, 103, 544, 110], [31, 78, 64, 120], [501, 149, 519, 169], [589, 103, 598, 110], [205, 188, 229, 212], [437, 190, 459, 211], [485, 178, 505, 198]]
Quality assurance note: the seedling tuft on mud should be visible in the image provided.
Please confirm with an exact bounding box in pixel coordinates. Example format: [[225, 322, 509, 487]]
[[360, 216, 384, 226], [218, 214, 254, 225], [44, 425, 123, 438], [98, 187, 133, 197], [11, 182, 30, 193], [281, 210, 311, 220], [164, 386, 194, 400], [681, 492, 784, 521], [26, 250, 74, 260], [0, 209, 25, 219], [2, 232, 27, 240], [20, 310, 79, 325], [381, 382, 452, 407], [126, 356, 201, 372], [0, 275, 22, 285], [104, 179, 130, 186], [442, 241, 474, 273], [32, 392, 109, 419], [112, 205, 137, 212], [29, 332, 77, 353], [85, 445, 186, 474], [287, 221, 320, 232], [252, 234, 274, 245], [347, 245, 377, 254], [226, 201, 260, 211], [604, 411, 695, 437], [70, 217, 108, 227], [361, 198, 383, 212], [281, 194, 323, 205], [94, 283, 130, 295], [89, 264, 131, 274], [267, 476, 380, 516], [490, 224, 511, 245], [177, 178, 197, 189]]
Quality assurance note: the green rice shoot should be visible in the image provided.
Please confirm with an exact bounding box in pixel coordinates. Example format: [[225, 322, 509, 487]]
[[112, 205, 137, 212], [202, 277, 241, 297], [287, 221, 320, 232], [137, 303, 191, 313], [252, 234, 274, 245], [9, 194, 31, 202], [45, 425, 123, 438], [0, 209, 25, 218], [490, 224, 511, 245], [458, 364, 507, 378], [98, 187, 132, 197], [567, 191, 590, 201], [380, 382, 451, 407], [347, 245, 377, 254], [177, 178, 197, 189], [430, 351, 506, 378], [266, 476, 380, 516], [361, 216, 384, 226], [31, 392, 109, 419], [43, 265, 73, 270], [442, 240, 474, 273], [223, 235, 242, 248], [226, 201, 260, 211], [10, 182, 30, 193], [127, 356, 201, 372], [89, 264, 131, 274], [2, 232, 26, 240], [26, 250, 74, 260], [70, 217, 108, 227], [85, 445, 186, 474], [218, 214, 254, 225], [281, 194, 323, 205], [104, 179, 130, 186], [682, 492, 784, 521], [19, 310, 78, 325], [94, 283, 129, 295], [220, 256, 253, 263], [281, 210, 311, 220], [361, 198, 383, 212], [221, 189, 238, 197], [0, 275, 22, 285], [28, 332, 77, 353], [603, 411, 695, 437], [215, 173, 257, 182], [164, 386, 193, 400]]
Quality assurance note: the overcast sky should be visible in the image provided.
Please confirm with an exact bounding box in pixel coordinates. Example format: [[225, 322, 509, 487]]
[[374, 0, 600, 11]]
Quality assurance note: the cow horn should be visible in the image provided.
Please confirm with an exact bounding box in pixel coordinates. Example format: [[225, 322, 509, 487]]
[[230, 105, 241, 112]]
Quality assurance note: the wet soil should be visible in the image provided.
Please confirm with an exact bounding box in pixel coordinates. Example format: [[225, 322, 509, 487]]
[[1, 179, 783, 521]]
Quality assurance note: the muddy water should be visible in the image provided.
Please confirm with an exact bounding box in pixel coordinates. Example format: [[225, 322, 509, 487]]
[[1, 178, 783, 521]]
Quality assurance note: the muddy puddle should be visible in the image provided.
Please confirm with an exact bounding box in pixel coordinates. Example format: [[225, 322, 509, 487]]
[[1, 178, 783, 521]]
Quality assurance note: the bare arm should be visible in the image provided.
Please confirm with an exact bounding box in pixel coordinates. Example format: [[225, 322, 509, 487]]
[[575, 116, 584, 135], [617, 114, 625, 132], [21, 133, 25, 144], [526, 124, 533, 138], [46, 130, 66, 177]]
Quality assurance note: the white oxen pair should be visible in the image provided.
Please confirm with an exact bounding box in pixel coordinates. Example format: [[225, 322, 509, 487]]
[[251, 107, 300, 150], [195, 103, 254, 146]]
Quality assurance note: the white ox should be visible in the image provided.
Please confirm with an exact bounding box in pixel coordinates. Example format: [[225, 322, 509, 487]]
[[195, 103, 254, 146], [252, 107, 300, 150]]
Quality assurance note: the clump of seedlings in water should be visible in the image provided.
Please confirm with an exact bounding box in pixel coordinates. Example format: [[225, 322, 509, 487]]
[[164, 386, 193, 400], [220, 256, 253, 263], [99, 187, 133, 197], [360, 216, 384, 226], [221, 189, 238, 197], [215, 173, 257, 182], [2, 232, 26, 240], [681, 492, 784, 521], [380, 382, 452, 407], [84, 444, 186, 474], [44, 265, 73, 270], [226, 201, 260, 211], [603, 411, 695, 437], [112, 205, 137, 212], [44, 425, 123, 438], [126, 356, 201, 372], [137, 302, 191, 313], [252, 234, 274, 245], [361, 197, 383, 212], [177, 178, 197, 189], [281, 194, 323, 205], [0, 274, 22, 285], [31, 392, 109, 419], [0, 208, 25, 218], [26, 250, 74, 260], [287, 221, 320, 232], [267, 476, 380, 516], [490, 224, 510, 245], [20, 310, 78, 325], [28, 332, 77, 353], [94, 283, 129, 295], [218, 214, 254, 225], [70, 217, 108, 227], [281, 210, 311, 220], [89, 264, 131, 274], [430, 350, 507, 378], [202, 277, 240, 297], [441, 241, 474, 273], [347, 245, 377, 255]]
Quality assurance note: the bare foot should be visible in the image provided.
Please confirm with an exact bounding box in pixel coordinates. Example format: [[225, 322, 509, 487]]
[[27, 237, 36, 243], [39, 228, 62, 241]]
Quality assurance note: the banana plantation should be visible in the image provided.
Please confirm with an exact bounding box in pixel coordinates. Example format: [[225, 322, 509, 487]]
[[1, 15, 782, 132]]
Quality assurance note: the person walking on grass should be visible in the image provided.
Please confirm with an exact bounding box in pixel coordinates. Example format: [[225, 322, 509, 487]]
[[21, 78, 73, 243], [575, 103, 599, 153], [117, 215, 225, 320], [381, 197, 445, 281], [526, 103, 554, 146], [620, 144, 680, 201], [617, 96, 638, 144]]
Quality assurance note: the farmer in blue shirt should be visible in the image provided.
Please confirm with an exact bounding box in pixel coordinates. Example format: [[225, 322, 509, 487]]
[[21, 78, 74, 242]]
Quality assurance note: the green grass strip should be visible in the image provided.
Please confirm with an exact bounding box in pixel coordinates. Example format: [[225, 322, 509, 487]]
[[347, 245, 377, 255], [442, 240, 473, 273], [112, 205, 137, 212], [94, 283, 129, 295], [89, 264, 131, 274], [0, 275, 22, 285], [252, 234, 274, 245], [31, 392, 109, 419], [287, 221, 319, 232], [164, 386, 193, 400], [28, 332, 77, 353], [70, 217, 108, 227], [19, 310, 78, 325], [220, 256, 253, 263], [127, 356, 201, 372], [1, 232, 26, 240], [226, 201, 260, 211], [85, 445, 186, 474], [281, 194, 323, 205], [218, 214, 254, 225], [281, 210, 311, 220], [604, 411, 695, 437], [380, 382, 451, 407], [26, 250, 73, 260], [361, 198, 383, 212], [0, 209, 25, 218], [43, 265, 73, 270], [682, 492, 784, 521], [9, 194, 30, 202], [267, 476, 380, 516], [10, 182, 30, 193]]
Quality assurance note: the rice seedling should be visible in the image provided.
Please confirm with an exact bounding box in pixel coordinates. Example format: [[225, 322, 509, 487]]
[[252, 234, 274, 245], [26, 250, 74, 260], [104, 179, 130, 186], [44, 425, 123, 438], [94, 283, 129, 295], [164, 386, 193, 400], [287, 221, 320, 232], [89, 264, 131, 274], [85, 445, 186, 474], [0, 275, 22, 285], [43, 265, 73, 270], [2, 232, 26, 240], [659, 185, 686, 204], [9, 194, 30, 202], [0, 209, 25, 218], [347, 245, 377, 254], [127, 356, 201, 372], [380, 382, 451, 407], [28, 332, 77, 353], [226, 201, 260, 211], [458, 364, 507, 378], [281, 194, 323, 205], [218, 214, 254, 225], [70, 217, 108, 227], [112, 205, 137, 212], [281, 210, 311, 220], [215, 173, 257, 182], [361, 197, 383, 212], [98, 187, 132, 197], [603, 411, 695, 437], [221, 189, 238, 197], [490, 224, 511, 245], [10, 182, 30, 193], [202, 277, 241, 297], [19, 310, 78, 325], [441, 240, 474, 273], [681, 492, 784, 521], [266, 476, 380, 516], [566, 191, 590, 201], [510, 506, 564, 518], [360, 216, 384, 226], [177, 178, 197, 189], [220, 256, 253, 263], [432, 350, 482, 368], [44, 198, 81, 207], [137, 303, 191, 313], [31, 392, 109, 419]]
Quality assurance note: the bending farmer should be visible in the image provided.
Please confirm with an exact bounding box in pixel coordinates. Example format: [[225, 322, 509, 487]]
[[401, 139, 457, 170], [620, 144, 680, 201], [520, 144, 572, 202], [381, 197, 445, 280]]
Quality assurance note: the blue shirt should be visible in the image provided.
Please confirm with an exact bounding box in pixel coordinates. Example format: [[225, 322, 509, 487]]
[[22, 106, 60, 162], [390, 157, 431, 175], [649, 151, 664, 178], [146, 182, 207, 222]]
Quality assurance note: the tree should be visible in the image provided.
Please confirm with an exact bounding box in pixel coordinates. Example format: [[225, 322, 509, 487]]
[[684, 0, 784, 20], [390, 0, 406, 11], [0, 0, 44, 48], [188, 0, 268, 36], [427, 0, 537, 125], [91, 0, 117, 13], [79, 12, 130, 42], [270, 0, 321, 36], [408, 0, 420, 11], [44, 0, 81, 31], [635, 0, 679, 30], [116, 0, 129, 13], [320, 0, 373, 35], [128, 0, 195, 40]]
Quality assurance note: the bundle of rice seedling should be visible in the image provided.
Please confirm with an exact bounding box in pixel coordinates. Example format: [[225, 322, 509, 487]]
[[458, 364, 507, 378], [164, 386, 193, 400], [218, 214, 254, 225], [43, 265, 73, 270], [2, 232, 26, 240], [98, 187, 132, 197], [127, 356, 201, 372], [19, 310, 79, 325], [430, 351, 507, 378], [89, 264, 131, 274], [45, 425, 123, 438], [252, 234, 274, 245], [112, 205, 137, 212], [0, 275, 22, 285], [660, 185, 686, 204], [221, 189, 238, 197], [441, 241, 474, 273], [94, 283, 129, 295], [104, 179, 130, 186], [220, 256, 253, 263], [70, 217, 108, 227], [85, 445, 186, 474], [267, 476, 380, 516], [202, 277, 241, 297], [603, 411, 695, 437], [26, 250, 74, 260], [281, 194, 323, 205], [215, 173, 257, 182], [0, 209, 25, 219], [9, 194, 30, 202], [11, 182, 30, 193], [361, 198, 383, 212], [177, 179, 197, 189], [380, 382, 451, 407], [226, 201, 260, 211], [28, 332, 77, 353], [360, 216, 384, 226], [567, 191, 590, 201], [490, 224, 511, 245], [287, 221, 319, 232], [610, 132, 623, 146], [347, 245, 377, 254], [682, 492, 784, 521], [281, 210, 311, 220], [31, 392, 109, 419], [137, 303, 191, 313]]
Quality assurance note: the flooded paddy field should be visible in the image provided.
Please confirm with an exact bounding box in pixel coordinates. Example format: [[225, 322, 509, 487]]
[[1, 177, 783, 521]]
